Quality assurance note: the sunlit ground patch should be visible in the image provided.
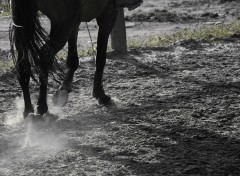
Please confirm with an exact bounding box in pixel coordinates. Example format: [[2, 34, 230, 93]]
[[0, 95, 67, 175], [3, 94, 65, 127], [0, 123, 67, 176], [23, 120, 66, 150]]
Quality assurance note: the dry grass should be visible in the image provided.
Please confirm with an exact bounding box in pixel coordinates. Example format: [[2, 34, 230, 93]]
[[1, 21, 240, 71], [128, 21, 240, 48], [0, 3, 10, 17]]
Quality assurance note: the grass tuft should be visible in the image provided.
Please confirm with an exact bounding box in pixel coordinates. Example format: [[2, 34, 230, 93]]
[[128, 21, 240, 48], [0, 59, 14, 71], [0, 4, 10, 17], [1, 21, 240, 71]]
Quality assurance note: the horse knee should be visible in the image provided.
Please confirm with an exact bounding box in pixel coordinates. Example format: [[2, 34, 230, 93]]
[[66, 55, 79, 71]]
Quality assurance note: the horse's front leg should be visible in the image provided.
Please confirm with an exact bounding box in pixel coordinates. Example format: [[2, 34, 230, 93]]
[[60, 26, 79, 92], [93, 30, 111, 105], [93, 8, 117, 105], [52, 26, 80, 107]]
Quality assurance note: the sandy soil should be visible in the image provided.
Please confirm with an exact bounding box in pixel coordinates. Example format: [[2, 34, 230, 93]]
[[1, 0, 240, 175]]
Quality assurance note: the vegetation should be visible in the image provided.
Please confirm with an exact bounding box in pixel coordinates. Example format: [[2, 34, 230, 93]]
[[1, 21, 240, 71], [128, 21, 240, 48], [0, 59, 13, 70], [0, 3, 10, 17], [62, 21, 240, 57]]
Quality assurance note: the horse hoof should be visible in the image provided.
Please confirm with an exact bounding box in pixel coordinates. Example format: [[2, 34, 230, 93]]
[[25, 113, 44, 123], [43, 112, 59, 123], [52, 90, 68, 107], [23, 110, 34, 119], [97, 95, 111, 105]]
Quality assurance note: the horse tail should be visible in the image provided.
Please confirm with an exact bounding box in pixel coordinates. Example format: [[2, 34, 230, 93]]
[[9, 0, 56, 80]]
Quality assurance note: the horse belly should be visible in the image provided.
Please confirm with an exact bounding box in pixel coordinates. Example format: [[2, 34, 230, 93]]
[[81, 0, 109, 22], [38, 0, 83, 22]]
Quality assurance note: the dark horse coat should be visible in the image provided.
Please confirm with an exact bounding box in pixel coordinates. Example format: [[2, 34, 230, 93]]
[[10, 0, 118, 118]]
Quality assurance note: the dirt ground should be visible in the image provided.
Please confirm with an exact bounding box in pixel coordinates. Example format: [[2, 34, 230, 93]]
[[1, 0, 240, 175]]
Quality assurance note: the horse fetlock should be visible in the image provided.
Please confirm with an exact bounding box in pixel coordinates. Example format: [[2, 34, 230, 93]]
[[93, 87, 111, 105], [25, 113, 44, 123], [23, 108, 34, 119], [96, 93, 111, 105], [93, 85, 104, 97], [36, 104, 48, 116]]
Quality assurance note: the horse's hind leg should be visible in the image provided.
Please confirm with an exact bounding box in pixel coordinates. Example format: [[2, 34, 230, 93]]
[[36, 42, 55, 115], [37, 23, 75, 115], [16, 50, 34, 118], [93, 4, 117, 105]]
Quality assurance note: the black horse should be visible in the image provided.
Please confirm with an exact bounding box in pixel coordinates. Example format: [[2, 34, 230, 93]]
[[9, 0, 142, 118]]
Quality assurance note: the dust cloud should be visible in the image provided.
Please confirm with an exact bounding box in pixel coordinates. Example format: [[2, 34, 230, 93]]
[[1, 96, 67, 174], [4, 96, 24, 126]]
